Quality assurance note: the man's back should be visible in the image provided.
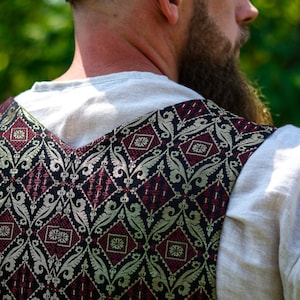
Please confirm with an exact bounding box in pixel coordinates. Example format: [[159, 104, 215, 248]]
[[1, 0, 300, 298], [0, 77, 274, 298]]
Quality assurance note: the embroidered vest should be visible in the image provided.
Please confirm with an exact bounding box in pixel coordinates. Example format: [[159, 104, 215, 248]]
[[0, 98, 275, 299]]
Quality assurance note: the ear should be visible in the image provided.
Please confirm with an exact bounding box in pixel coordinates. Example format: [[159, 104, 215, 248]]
[[158, 0, 180, 25]]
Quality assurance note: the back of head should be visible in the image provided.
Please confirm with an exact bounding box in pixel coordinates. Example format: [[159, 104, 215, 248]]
[[63, 0, 272, 125]]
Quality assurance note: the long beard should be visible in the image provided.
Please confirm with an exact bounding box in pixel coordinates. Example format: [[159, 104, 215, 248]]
[[179, 2, 272, 125]]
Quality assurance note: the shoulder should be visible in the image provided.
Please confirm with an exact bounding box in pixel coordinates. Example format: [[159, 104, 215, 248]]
[[217, 124, 300, 299], [246, 124, 300, 188], [228, 124, 300, 210]]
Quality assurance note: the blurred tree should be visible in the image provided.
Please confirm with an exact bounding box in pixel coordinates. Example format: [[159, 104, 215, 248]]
[[0, 0, 73, 99], [0, 0, 299, 126], [241, 0, 300, 126]]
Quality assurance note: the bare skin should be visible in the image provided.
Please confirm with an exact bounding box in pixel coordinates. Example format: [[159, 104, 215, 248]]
[[207, 0, 258, 48], [57, 0, 194, 82], [58, 0, 272, 124], [58, 0, 258, 81]]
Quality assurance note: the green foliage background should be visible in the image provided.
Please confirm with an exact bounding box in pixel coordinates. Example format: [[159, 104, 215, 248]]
[[0, 0, 299, 126], [242, 0, 300, 126]]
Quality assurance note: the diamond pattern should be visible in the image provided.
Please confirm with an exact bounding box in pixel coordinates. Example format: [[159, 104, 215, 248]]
[[120, 280, 156, 299], [99, 221, 136, 266], [180, 132, 220, 166], [0, 210, 21, 252], [157, 228, 196, 274], [197, 182, 228, 221], [82, 168, 117, 208], [237, 149, 254, 165], [176, 100, 211, 121], [38, 214, 80, 259], [3, 117, 35, 152], [123, 124, 161, 161], [232, 116, 259, 133], [0, 99, 275, 299], [22, 161, 55, 202], [188, 289, 210, 300], [65, 272, 100, 300], [137, 173, 175, 213], [6, 263, 39, 299]]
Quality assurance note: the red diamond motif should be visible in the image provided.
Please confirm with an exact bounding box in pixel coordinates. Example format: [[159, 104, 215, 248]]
[[176, 100, 211, 121], [82, 168, 117, 208], [197, 181, 229, 221], [232, 117, 258, 133], [180, 132, 219, 166], [6, 263, 39, 299], [65, 272, 100, 300], [237, 149, 254, 165], [0, 210, 21, 252], [22, 161, 55, 202], [188, 288, 210, 300], [137, 173, 175, 213], [3, 117, 35, 152], [99, 221, 136, 266], [123, 124, 161, 161], [157, 228, 196, 274], [120, 280, 156, 299], [38, 214, 80, 259]]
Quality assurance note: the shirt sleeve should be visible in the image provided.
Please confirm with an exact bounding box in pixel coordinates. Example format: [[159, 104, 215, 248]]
[[216, 125, 300, 300]]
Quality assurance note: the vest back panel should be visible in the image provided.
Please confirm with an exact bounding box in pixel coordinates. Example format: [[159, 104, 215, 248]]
[[0, 98, 275, 299]]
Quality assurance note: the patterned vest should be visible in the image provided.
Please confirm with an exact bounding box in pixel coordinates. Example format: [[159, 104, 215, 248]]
[[0, 98, 275, 299]]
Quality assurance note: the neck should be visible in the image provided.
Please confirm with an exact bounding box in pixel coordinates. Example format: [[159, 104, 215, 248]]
[[55, 24, 179, 82]]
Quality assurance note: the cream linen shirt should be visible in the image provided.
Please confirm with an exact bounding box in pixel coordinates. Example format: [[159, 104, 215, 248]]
[[16, 71, 300, 299]]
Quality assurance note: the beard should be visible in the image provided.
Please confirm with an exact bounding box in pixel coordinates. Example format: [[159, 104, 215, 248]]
[[178, 1, 272, 125]]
